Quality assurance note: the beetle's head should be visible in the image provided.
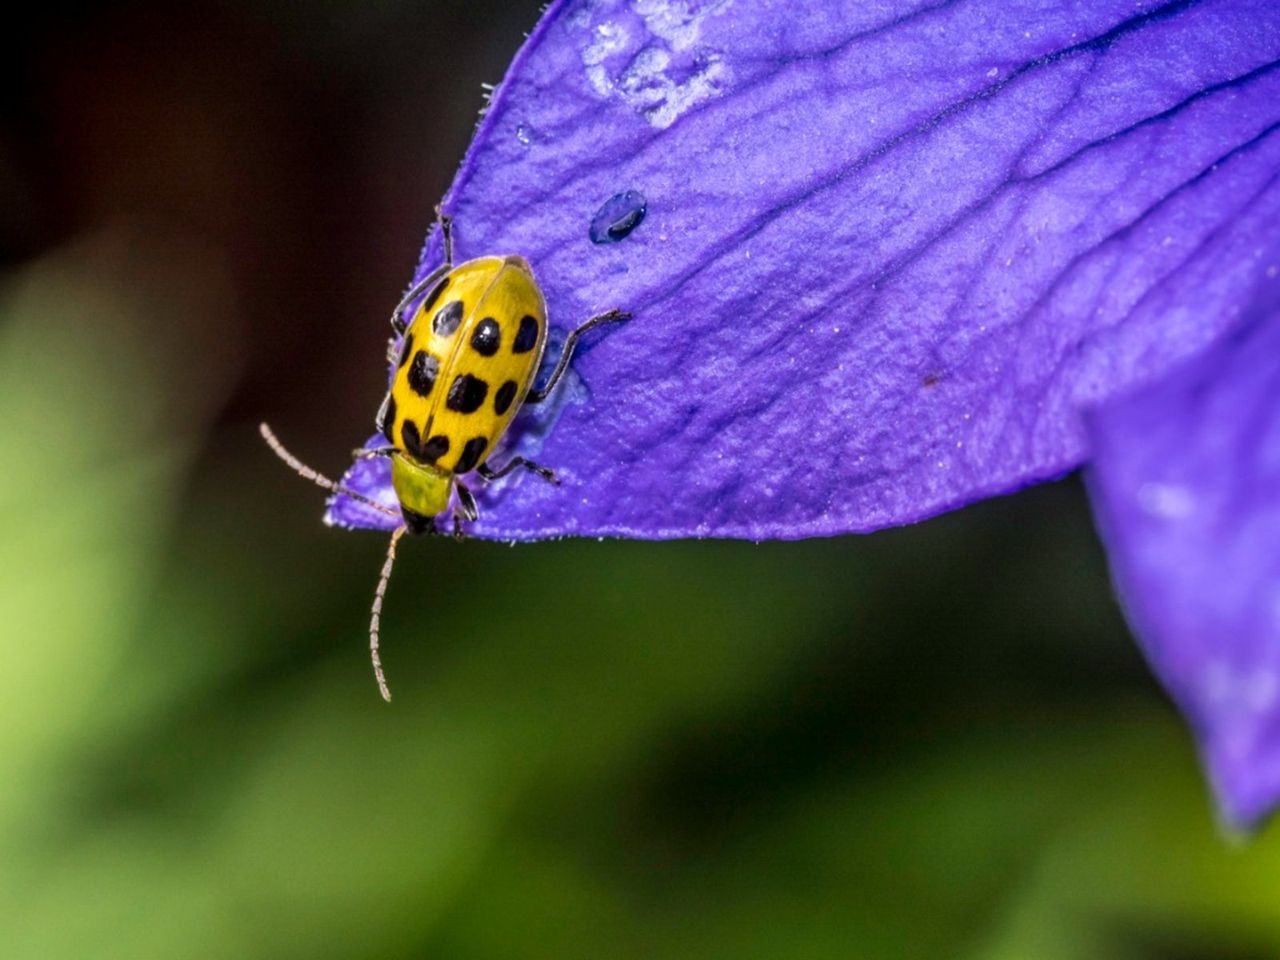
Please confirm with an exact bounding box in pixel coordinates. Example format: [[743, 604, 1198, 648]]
[[390, 452, 452, 535]]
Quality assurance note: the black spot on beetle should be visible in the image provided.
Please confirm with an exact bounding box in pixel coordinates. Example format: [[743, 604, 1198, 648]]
[[493, 379, 518, 416], [454, 437, 488, 474], [433, 300, 464, 337], [408, 350, 440, 397], [401, 419, 422, 458], [419, 434, 450, 464], [513, 315, 538, 353], [471, 317, 501, 356], [446, 374, 489, 413]]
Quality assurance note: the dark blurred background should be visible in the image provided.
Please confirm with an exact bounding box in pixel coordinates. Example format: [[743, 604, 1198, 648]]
[[3, 3, 1279, 958]]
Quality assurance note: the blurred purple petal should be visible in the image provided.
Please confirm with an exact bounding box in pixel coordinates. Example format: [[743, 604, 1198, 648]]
[[1088, 268, 1280, 828], [331, 0, 1280, 538]]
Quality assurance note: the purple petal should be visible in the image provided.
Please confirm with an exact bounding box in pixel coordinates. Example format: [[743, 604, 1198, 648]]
[[1087, 267, 1280, 828], [331, 0, 1280, 539], [325, 434, 401, 533]]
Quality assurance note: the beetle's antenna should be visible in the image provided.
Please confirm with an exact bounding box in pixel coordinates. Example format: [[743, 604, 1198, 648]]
[[369, 526, 406, 702], [259, 422, 400, 520]]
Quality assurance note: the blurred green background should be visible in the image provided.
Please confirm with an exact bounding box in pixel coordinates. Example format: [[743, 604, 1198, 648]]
[[2, 3, 1279, 958]]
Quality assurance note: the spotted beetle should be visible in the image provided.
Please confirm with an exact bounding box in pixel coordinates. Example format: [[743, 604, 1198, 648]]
[[262, 208, 630, 699]]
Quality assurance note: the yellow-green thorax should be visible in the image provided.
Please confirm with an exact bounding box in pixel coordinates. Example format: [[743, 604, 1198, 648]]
[[390, 453, 452, 533]]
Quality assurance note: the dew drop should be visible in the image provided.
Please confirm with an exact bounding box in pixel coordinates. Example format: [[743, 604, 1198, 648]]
[[1137, 482, 1195, 519], [516, 123, 533, 146], [589, 190, 647, 244]]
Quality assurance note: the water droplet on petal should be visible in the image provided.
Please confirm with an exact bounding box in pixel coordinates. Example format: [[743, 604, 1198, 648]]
[[589, 190, 647, 244], [515, 123, 533, 146]]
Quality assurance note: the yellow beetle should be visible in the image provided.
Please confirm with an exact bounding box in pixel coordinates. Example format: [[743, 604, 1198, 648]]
[[261, 208, 630, 699]]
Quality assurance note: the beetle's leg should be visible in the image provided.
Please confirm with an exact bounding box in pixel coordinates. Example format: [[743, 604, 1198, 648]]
[[523, 308, 632, 404], [455, 482, 479, 521], [373, 391, 398, 439], [477, 457, 558, 485], [452, 481, 478, 539], [389, 206, 455, 334], [435, 204, 453, 265], [352, 446, 396, 460], [389, 263, 452, 336]]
